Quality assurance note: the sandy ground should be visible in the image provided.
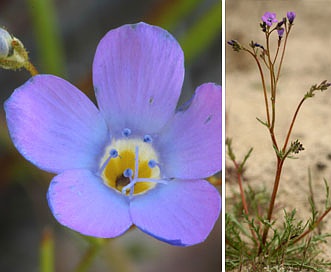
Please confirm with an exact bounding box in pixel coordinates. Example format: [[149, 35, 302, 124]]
[[226, 0, 331, 264]]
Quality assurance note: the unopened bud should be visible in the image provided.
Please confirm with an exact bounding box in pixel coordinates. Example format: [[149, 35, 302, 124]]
[[0, 28, 13, 58], [287, 11, 296, 24], [0, 27, 31, 72]]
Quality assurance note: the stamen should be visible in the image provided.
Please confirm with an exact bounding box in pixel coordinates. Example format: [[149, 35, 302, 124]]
[[101, 137, 163, 196], [120, 147, 140, 197], [121, 181, 134, 195], [136, 177, 169, 184], [143, 134, 153, 143], [123, 168, 133, 178], [122, 128, 132, 137], [132, 146, 138, 178], [99, 149, 119, 174], [148, 159, 158, 168], [109, 149, 118, 158]]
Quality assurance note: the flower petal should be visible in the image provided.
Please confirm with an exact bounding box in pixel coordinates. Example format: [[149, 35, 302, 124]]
[[93, 22, 184, 135], [47, 169, 132, 238], [130, 179, 221, 246], [4, 75, 109, 174], [158, 83, 222, 179]]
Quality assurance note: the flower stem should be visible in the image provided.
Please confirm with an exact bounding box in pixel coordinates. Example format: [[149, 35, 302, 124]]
[[282, 96, 306, 153], [291, 206, 331, 246], [259, 157, 285, 254], [234, 160, 249, 215], [244, 49, 271, 127], [231, 156, 258, 244], [275, 25, 291, 84], [24, 61, 39, 76], [40, 227, 54, 272]]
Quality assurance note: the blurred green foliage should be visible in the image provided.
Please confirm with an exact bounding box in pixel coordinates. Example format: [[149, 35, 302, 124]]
[[27, 0, 65, 76]]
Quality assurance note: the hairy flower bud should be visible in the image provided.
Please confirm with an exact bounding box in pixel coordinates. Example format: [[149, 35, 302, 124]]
[[0, 28, 13, 58], [0, 27, 32, 72]]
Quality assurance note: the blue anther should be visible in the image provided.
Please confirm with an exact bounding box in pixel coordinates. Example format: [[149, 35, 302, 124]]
[[148, 160, 157, 168], [123, 168, 133, 178], [109, 149, 118, 158], [143, 134, 153, 143], [122, 128, 132, 137]]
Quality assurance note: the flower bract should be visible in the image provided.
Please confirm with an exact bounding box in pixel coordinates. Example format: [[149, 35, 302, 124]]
[[4, 22, 221, 246]]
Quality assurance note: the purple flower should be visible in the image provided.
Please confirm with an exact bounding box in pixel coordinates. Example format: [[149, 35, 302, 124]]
[[287, 11, 296, 24], [277, 28, 285, 39], [4, 23, 221, 246], [261, 12, 278, 27]]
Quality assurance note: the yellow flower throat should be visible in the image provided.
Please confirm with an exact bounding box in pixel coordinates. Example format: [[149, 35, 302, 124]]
[[100, 137, 161, 196]]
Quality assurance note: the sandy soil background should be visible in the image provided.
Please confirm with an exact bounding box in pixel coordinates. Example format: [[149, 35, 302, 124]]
[[226, 0, 331, 263]]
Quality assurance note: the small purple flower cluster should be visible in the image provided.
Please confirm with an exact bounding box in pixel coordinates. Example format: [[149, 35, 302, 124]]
[[260, 11, 296, 38]]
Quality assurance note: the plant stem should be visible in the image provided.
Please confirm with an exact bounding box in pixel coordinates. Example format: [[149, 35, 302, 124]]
[[291, 206, 331, 246], [245, 49, 271, 128], [282, 96, 306, 153], [232, 158, 258, 244], [234, 160, 249, 215], [24, 61, 39, 76], [258, 28, 294, 254], [259, 157, 285, 254], [40, 227, 54, 272], [265, 31, 280, 151], [275, 25, 292, 84]]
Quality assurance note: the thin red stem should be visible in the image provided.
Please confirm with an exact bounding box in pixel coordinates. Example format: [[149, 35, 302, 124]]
[[259, 157, 285, 254], [291, 206, 331, 245], [282, 97, 306, 153]]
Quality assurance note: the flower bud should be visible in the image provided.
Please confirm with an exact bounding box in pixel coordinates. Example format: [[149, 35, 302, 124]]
[[277, 28, 285, 39], [0, 28, 13, 58], [287, 11, 296, 24], [227, 40, 242, 52], [0, 27, 31, 72]]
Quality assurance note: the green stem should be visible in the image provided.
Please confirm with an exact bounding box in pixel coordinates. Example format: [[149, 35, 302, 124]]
[[40, 227, 54, 272], [27, 0, 65, 76]]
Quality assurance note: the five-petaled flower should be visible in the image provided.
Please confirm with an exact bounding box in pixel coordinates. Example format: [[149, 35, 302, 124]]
[[4, 22, 221, 246], [261, 12, 278, 27]]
